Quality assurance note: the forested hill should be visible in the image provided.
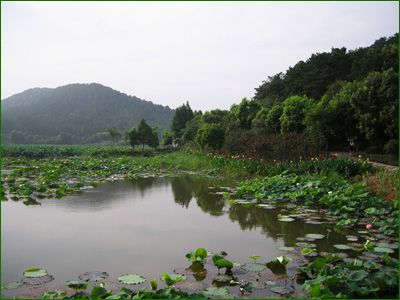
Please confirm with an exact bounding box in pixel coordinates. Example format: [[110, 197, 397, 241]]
[[1, 83, 174, 144], [254, 34, 398, 106]]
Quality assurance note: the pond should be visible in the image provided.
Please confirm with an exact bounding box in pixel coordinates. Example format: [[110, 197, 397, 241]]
[[1, 174, 388, 298]]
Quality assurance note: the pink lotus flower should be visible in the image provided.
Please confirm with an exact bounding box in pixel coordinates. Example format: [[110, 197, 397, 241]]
[[366, 224, 372, 230]]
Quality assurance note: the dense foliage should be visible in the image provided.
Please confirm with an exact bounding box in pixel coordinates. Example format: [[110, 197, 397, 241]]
[[127, 119, 159, 149], [167, 34, 398, 158], [1, 149, 372, 203], [1, 83, 174, 144]]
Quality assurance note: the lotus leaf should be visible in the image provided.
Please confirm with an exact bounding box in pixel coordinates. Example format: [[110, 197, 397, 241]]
[[203, 287, 229, 297], [42, 290, 67, 299], [278, 216, 295, 222], [333, 244, 352, 250], [117, 274, 146, 285], [212, 255, 233, 270], [195, 248, 208, 259], [257, 204, 275, 209], [301, 248, 317, 255], [305, 233, 325, 240], [213, 274, 233, 283], [266, 256, 292, 275], [374, 247, 394, 254], [346, 235, 358, 242], [349, 270, 368, 282], [296, 242, 317, 248], [79, 271, 109, 282], [278, 246, 295, 252], [91, 285, 112, 298], [305, 220, 323, 225], [23, 267, 48, 278], [241, 263, 267, 272], [3, 281, 24, 290], [161, 273, 185, 286], [249, 255, 261, 262], [146, 277, 156, 291]]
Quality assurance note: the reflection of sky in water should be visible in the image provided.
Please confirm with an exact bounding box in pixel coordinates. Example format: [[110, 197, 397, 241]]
[[2, 175, 350, 290]]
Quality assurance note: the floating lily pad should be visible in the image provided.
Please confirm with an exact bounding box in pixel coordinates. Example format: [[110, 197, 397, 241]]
[[23, 267, 48, 278], [305, 220, 323, 225], [278, 246, 295, 252], [376, 242, 398, 249], [346, 235, 358, 242], [235, 199, 257, 205], [42, 290, 67, 299], [2, 281, 24, 289], [213, 274, 233, 283], [24, 275, 54, 285], [203, 287, 229, 297], [296, 242, 317, 248], [79, 271, 109, 282], [118, 274, 146, 285], [257, 204, 275, 209], [333, 244, 352, 250], [278, 216, 295, 222], [301, 248, 317, 255], [374, 247, 394, 254], [305, 233, 325, 240], [334, 252, 348, 258], [241, 263, 267, 272], [358, 230, 369, 234]]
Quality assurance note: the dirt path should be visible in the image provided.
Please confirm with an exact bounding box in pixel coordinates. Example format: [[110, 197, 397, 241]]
[[331, 152, 398, 172]]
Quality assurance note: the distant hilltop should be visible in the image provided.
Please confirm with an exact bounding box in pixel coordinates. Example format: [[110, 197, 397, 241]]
[[1, 83, 174, 144]]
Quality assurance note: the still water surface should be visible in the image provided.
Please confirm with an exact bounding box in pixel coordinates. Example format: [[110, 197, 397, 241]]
[[2, 174, 351, 294]]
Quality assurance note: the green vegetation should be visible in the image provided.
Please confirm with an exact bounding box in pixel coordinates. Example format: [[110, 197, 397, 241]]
[[1, 34, 398, 300], [126, 118, 159, 149], [4, 244, 397, 299], [2, 83, 174, 145], [232, 173, 397, 236], [1, 150, 373, 203], [169, 34, 398, 158]]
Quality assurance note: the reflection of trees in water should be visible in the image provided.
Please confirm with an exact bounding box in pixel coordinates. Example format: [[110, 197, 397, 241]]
[[228, 205, 333, 246], [127, 177, 165, 197], [170, 175, 226, 216], [170, 176, 194, 208]]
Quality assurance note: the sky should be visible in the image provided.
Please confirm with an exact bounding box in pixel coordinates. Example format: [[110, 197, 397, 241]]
[[1, 1, 398, 111]]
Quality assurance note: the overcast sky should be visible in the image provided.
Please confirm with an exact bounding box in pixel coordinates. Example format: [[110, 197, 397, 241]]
[[1, 1, 398, 111]]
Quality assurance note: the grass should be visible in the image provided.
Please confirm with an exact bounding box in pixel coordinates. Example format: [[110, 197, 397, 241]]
[[362, 169, 398, 202]]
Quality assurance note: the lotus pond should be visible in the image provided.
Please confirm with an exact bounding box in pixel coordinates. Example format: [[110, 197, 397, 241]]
[[2, 170, 398, 299]]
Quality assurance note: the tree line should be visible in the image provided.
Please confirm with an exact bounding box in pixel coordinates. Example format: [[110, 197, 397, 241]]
[[162, 34, 398, 158]]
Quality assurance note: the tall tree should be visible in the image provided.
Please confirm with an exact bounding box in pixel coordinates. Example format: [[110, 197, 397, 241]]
[[107, 127, 122, 146], [280, 96, 313, 133], [128, 118, 159, 150], [171, 102, 194, 138]]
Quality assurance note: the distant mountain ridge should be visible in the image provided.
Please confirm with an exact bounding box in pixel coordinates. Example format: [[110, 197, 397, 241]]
[[1, 83, 174, 144]]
